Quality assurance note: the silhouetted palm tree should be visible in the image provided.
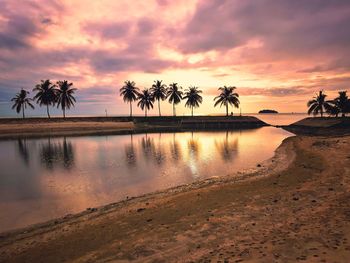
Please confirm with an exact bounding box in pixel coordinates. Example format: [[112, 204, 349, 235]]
[[56, 80, 77, 118], [137, 89, 154, 117], [334, 91, 350, 117], [183, 86, 203, 116], [166, 83, 182, 116], [326, 104, 340, 117], [214, 86, 240, 116], [33, 79, 56, 118], [11, 89, 34, 119], [307, 90, 333, 117], [120, 80, 140, 117], [150, 80, 167, 116]]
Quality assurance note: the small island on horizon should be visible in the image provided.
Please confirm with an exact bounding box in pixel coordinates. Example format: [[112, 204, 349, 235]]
[[258, 109, 279, 114]]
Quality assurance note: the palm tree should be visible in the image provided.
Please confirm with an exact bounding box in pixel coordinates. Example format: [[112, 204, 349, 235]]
[[214, 86, 240, 116], [183, 86, 203, 116], [307, 90, 333, 117], [11, 89, 34, 119], [166, 83, 183, 116], [120, 80, 139, 117], [56, 80, 77, 118], [334, 91, 350, 117], [33, 79, 56, 118], [137, 89, 154, 117], [150, 80, 167, 116]]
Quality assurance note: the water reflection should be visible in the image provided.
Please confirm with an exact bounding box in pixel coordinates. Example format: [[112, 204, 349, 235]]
[[187, 132, 200, 159], [169, 133, 181, 161], [215, 131, 239, 161], [125, 134, 137, 167], [153, 133, 166, 166], [40, 137, 75, 170], [0, 127, 294, 232], [17, 138, 30, 166]]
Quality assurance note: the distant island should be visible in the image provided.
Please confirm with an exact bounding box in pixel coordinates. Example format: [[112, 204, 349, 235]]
[[258, 109, 278, 114]]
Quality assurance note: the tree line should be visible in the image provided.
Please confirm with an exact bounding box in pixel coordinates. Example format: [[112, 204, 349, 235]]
[[120, 80, 240, 117], [11, 80, 77, 119], [307, 90, 350, 117]]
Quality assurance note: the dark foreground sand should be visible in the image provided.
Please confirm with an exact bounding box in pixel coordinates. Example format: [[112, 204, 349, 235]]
[[1, 134, 350, 262]]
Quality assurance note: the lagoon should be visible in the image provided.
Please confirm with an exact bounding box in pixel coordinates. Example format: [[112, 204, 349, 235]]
[[0, 126, 294, 232]]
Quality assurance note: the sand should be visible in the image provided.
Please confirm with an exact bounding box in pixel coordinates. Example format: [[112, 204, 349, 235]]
[[0, 121, 135, 138], [1, 134, 350, 262]]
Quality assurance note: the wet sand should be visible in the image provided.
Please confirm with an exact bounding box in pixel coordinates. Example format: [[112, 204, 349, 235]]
[[1, 134, 350, 262]]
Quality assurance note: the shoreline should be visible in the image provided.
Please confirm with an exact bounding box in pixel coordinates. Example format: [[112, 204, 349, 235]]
[[2, 134, 350, 261], [0, 136, 295, 236], [0, 116, 268, 139]]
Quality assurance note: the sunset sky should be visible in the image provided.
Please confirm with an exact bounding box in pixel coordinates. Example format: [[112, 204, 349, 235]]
[[1, 0, 350, 117]]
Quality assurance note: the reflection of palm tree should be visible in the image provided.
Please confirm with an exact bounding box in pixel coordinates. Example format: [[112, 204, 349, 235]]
[[170, 133, 181, 161], [17, 138, 30, 166], [141, 134, 154, 160], [153, 133, 165, 165], [125, 134, 137, 167], [215, 131, 238, 161], [40, 137, 75, 170], [62, 137, 74, 169], [187, 132, 200, 159]]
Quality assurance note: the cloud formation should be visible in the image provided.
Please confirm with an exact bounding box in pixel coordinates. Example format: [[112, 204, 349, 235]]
[[1, 0, 350, 116]]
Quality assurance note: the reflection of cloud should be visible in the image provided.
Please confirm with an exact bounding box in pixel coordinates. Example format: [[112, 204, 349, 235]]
[[40, 137, 75, 170], [215, 131, 238, 162]]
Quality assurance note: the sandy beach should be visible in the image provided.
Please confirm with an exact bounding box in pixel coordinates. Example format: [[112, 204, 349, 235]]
[[0, 121, 135, 138], [0, 133, 350, 262]]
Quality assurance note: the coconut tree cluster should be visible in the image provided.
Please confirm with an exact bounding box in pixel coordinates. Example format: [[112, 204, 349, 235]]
[[120, 80, 240, 117], [11, 80, 77, 119], [307, 90, 350, 117]]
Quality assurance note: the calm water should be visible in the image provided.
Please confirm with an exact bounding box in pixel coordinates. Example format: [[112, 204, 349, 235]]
[[250, 113, 308, 126], [0, 127, 293, 232]]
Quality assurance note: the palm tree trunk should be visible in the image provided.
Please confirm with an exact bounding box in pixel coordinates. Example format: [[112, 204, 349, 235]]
[[63, 107, 66, 118], [22, 106, 25, 119], [320, 107, 323, 117], [191, 106, 193, 117], [226, 104, 228, 116], [173, 102, 175, 116], [145, 108, 147, 117], [158, 99, 161, 116], [130, 102, 132, 117], [47, 104, 50, 119]]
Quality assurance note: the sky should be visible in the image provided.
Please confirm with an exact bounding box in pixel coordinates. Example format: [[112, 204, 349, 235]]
[[1, 0, 350, 117]]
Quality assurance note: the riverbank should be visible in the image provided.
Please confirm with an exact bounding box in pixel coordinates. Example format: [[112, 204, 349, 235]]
[[283, 117, 350, 135], [0, 116, 267, 138], [1, 134, 350, 262]]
